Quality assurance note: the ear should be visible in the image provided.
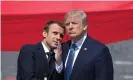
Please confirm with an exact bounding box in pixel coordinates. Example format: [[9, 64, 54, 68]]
[[42, 30, 47, 38], [83, 25, 87, 31]]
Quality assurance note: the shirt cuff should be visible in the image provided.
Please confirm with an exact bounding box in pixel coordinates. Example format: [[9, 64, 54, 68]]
[[55, 62, 63, 73]]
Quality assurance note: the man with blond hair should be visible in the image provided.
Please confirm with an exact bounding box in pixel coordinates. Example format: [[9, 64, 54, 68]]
[[62, 10, 114, 80]]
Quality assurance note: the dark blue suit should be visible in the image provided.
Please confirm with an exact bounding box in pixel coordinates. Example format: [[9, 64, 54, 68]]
[[62, 36, 114, 80], [17, 42, 63, 80]]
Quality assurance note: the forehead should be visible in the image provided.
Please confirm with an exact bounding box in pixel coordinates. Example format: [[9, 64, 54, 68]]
[[49, 23, 64, 32], [65, 14, 82, 22]]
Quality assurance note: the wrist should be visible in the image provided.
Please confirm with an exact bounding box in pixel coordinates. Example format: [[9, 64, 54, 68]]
[[55, 59, 62, 66]]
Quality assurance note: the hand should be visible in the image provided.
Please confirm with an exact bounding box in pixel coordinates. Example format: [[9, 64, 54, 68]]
[[54, 41, 62, 65]]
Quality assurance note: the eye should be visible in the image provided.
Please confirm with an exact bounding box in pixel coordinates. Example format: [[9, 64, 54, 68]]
[[53, 32, 58, 35], [72, 22, 77, 24], [65, 22, 70, 26]]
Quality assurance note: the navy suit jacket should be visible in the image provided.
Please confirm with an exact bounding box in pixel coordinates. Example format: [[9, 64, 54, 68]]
[[62, 36, 114, 80], [17, 42, 63, 80]]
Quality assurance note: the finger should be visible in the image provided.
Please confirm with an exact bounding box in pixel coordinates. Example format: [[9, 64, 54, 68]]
[[57, 41, 61, 48]]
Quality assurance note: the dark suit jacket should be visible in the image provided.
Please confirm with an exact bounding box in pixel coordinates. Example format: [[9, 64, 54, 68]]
[[17, 42, 63, 80], [62, 35, 114, 80]]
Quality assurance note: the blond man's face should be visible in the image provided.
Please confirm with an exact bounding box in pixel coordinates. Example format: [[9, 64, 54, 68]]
[[65, 14, 85, 40]]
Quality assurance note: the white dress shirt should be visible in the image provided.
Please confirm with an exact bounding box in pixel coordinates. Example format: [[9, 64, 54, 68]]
[[41, 42, 63, 73], [65, 33, 87, 68]]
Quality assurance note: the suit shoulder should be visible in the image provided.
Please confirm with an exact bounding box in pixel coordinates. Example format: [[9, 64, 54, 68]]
[[88, 37, 108, 49], [20, 44, 36, 51], [86, 37, 110, 58], [19, 44, 37, 58]]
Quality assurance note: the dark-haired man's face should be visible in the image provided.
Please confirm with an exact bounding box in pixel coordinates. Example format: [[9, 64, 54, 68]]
[[43, 23, 64, 49]]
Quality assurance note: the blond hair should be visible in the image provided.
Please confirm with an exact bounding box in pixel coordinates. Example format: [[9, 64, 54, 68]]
[[64, 10, 88, 26]]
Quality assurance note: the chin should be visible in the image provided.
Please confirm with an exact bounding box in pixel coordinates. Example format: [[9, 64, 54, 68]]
[[69, 34, 76, 37], [70, 35, 78, 39], [52, 45, 57, 49]]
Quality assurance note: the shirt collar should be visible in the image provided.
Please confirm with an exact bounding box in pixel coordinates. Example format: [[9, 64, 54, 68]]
[[71, 33, 87, 49], [41, 42, 50, 53]]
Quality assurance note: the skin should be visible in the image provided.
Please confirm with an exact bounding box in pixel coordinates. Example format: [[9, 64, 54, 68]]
[[42, 23, 64, 65], [65, 14, 87, 42]]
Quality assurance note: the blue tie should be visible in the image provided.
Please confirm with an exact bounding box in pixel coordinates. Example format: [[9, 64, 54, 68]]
[[65, 43, 77, 80]]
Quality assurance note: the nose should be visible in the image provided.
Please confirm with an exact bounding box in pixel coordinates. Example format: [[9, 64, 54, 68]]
[[67, 23, 73, 30], [56, 34, 61, 41], [69, 23, 73, 29]]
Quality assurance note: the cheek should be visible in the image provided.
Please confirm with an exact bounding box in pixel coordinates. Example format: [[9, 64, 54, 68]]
[[76, 26, 82, 31], [66, 29, 70, 34], [47, 35, 53, 41], [76, 27, 84, 34], [66, 27, 69, 31]]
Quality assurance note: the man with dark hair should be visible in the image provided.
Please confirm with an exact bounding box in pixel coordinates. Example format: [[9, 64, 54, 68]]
[[62, 10, 114, 80], [17, 20, 65, 80]]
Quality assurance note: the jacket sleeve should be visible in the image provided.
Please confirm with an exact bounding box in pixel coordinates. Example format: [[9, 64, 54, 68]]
[[95, 47, 114, 80], [17, 45, 39, 80]]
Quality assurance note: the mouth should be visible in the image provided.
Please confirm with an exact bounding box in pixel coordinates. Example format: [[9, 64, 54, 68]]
[[53, 41, 59, 46], [69, 31, 75, 34]]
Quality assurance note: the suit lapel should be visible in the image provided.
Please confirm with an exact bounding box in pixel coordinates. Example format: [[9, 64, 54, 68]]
[[35, 42, 50, 78], [36, 42, 48, 64], [36, 42, 59, 79]]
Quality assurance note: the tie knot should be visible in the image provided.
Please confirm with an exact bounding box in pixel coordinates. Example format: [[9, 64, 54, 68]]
[[46, 52, 51, 57], [71, 43, 77, 50], [46, 51, 55, 62], [46, 51, 54, 57]]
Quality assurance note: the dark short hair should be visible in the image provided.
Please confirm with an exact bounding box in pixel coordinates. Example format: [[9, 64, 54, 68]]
[[44, 20, 65, 32]]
